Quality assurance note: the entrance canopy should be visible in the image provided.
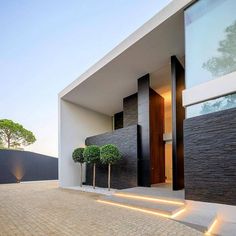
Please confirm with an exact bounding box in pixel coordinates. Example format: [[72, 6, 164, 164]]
[[59, 0, 192, 116]]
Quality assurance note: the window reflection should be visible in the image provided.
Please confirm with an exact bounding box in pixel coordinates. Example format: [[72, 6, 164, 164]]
[[187, 93, 236, 118], [203, 21, 236, 78], [185, 0, 236, 88]]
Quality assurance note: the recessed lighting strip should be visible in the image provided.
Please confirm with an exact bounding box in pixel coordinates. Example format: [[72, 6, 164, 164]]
[[171, 208, 186, 218], [97, 199, 185, 219], [205, 219, 218, 236], [114, 193, 185, 205]]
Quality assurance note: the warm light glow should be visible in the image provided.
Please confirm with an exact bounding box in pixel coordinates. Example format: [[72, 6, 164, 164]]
[[114, 193, 185, 205], [97, 200, 170, 217], [205, 219, 218, 236], [97, 200, 186, 219], [10, 160, 25, 183], [162, 91, 172, 105], [171, 208, 185, 218]]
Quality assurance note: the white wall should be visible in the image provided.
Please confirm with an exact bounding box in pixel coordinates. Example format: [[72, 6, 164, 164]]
[[59, 99, 112, 187]]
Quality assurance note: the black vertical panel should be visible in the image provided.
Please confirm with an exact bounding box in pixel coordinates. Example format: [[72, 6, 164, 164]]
[[171, 56, 185, 190], [114, 112, 123, 130], [138, 74, 151, 187]]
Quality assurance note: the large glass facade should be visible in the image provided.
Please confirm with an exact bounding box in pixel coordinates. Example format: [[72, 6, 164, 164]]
[[185, 0, 236, 89], [185, 0, 236, 118]]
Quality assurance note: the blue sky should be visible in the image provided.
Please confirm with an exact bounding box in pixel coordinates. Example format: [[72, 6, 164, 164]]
[[0, 0, 171, 156]]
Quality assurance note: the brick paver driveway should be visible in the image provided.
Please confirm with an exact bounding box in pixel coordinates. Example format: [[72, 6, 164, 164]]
[[0, 181, 202, 236]]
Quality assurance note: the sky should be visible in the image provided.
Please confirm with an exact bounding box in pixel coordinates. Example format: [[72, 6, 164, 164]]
[[0, 0, 171, 157]]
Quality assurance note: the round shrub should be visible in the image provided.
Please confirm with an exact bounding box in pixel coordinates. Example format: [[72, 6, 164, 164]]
[[100, 144, 121, 164], [72, 147, 85, 163], [83, 145, 100, 164]]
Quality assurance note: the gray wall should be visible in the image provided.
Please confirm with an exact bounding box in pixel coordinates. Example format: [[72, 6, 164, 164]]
[[184, 107, 236, 205], [0, 150, 58, 184], [85, 125, 138, 189]]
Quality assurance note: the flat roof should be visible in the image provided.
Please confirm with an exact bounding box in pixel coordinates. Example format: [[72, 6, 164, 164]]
[[59, 0, 194, 116]]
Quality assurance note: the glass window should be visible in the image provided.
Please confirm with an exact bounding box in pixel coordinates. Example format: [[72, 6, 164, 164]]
[[186, 93, 236, 118], [185, 0, 236, 88]]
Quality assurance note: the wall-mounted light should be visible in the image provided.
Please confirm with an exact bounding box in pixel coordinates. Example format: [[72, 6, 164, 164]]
[[10, 159, 25, 184]]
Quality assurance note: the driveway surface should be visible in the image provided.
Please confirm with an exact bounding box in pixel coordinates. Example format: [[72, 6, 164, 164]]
[[0, 181, 202, 236]]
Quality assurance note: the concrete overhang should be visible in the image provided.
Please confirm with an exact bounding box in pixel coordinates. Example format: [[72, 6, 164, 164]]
[[59, 0, 194, 116]]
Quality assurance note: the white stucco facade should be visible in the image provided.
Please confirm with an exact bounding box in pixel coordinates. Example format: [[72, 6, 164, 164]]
[[59, 99, 112, 187]]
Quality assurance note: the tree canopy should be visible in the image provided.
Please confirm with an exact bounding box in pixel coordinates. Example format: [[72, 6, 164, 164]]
[[72, 147, 85, 163], [100, 144, 121, 165], [83, 145, 100, 164], [0, 119, 36, 149]]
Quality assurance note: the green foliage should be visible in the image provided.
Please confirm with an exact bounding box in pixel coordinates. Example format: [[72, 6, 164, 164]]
[[0, 119, 36, 149], [100, 144, 121, 165], [83, 145, 100, 164], [72, 147, 85, 163]]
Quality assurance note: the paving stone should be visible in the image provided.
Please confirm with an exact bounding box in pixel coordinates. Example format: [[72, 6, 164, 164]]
[[0, 181, 202, 235]]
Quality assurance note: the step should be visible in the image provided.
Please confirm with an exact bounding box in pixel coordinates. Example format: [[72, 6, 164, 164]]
[[116, 186, 184, 200], [99, 194, 185, 217], [174, 208, 217, 233], [211, 220, 236, 236], [115, 189, 185, 205]]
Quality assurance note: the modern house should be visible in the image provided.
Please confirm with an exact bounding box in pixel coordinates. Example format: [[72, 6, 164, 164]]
[[59, 0, 236, 214]]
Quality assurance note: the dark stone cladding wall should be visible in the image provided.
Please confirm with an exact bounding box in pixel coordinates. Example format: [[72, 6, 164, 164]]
[[123, 93, 138, 127], [0, 149, 58, 184], [184, 107, 236, 205], [85, 125, 138, 189]]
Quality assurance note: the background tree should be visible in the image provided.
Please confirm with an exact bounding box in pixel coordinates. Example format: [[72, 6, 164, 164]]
[[0, 138, 4, 149], [0, 119, 36, 149], [100, 144, 121, 191], [83, 145, 100, 189], [72, 147, 85, 187]]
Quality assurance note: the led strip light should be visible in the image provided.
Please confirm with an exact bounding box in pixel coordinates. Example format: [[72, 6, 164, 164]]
[[114, 193, 185, 206], [205, 219, 218, 236], [97, 199, 185, 219]]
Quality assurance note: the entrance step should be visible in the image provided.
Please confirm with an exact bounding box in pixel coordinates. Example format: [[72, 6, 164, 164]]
[[115, 189, 185, 204], [211, 220, 236, 236], [116, 186, 184, 202], [99, 193, 185, 218], [173, 208, 217, 233]]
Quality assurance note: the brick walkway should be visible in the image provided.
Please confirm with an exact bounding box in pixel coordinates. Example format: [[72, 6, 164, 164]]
[[0, 181, 202, 236]]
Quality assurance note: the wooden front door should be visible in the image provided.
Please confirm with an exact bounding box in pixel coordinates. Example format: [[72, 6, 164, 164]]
[[150, 89, 165, 184]]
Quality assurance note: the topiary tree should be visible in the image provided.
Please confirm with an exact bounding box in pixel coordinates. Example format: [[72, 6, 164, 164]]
[[100, 144, 121, 191], [72, 147, 85, 187], [83, 145, 100, 189]]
